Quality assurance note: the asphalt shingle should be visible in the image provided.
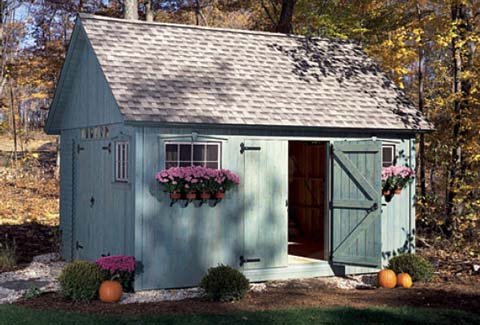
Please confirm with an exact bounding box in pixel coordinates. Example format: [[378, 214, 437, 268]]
[[80, 14, 431, 131]]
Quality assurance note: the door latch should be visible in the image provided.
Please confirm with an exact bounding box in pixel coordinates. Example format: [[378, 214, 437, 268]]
[[366, 202, 378, 214], [90, 196, 95, 207], [76, 241, 84, 250], [239, 255, 261, 266]]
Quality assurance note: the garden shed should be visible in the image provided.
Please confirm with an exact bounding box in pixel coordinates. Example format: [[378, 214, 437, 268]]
[[45, 14, 432, 290]]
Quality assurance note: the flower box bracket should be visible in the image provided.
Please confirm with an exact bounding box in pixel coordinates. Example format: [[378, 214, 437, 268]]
[[169, 198, 223, 207]]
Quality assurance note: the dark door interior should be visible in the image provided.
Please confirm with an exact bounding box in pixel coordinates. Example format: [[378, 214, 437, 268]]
[[288, 141, 326, 261]]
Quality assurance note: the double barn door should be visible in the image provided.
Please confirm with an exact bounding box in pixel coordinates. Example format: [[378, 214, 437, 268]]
[[242, 139, 382, 270]]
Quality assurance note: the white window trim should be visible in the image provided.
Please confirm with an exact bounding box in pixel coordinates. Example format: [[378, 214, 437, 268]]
[[382, 144, 395, 167], [164, 142, 221, 169], [115, 141, 129, 182]]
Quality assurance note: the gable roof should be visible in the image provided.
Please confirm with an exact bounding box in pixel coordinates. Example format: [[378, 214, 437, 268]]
[[48, 14, 432, 133]]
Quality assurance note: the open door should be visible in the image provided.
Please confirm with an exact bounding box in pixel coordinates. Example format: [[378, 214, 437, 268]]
[[330, 140, 382, 267], [242, 140, 288, 270]]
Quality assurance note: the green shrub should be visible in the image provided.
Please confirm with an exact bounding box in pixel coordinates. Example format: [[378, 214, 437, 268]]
[[58, 261, 104, 302], [388, 253, 435, 282], [199, 264, 250, 302], [0, 239, 16, 270]]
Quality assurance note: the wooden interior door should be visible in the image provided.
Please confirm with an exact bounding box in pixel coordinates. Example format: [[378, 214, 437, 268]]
[[288, 142, 326, 243]]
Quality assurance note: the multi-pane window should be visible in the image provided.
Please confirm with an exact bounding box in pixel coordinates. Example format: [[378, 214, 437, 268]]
[[115, 141, 129, 182], [165, 142, 220, 169], [81, 126, 109, 139], [382, 144, 395, 167]]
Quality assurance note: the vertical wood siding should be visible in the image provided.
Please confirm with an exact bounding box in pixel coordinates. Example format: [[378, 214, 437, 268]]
[[136, 128, 245, 289], [381, 138, 416, 265], [133, 126, 416, 288], [60, 40, 122, 129], [59, 129, 76, 261]]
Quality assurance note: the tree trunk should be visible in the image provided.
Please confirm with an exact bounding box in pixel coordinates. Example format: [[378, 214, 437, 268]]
[[9, 83, 17, 162], [416, 1, 426, 200], [446, 3, 473, 233], [145, 0, 154, 22], [194, 0, 206, 26], [276, 0, 295, 34], [124, 0, 138, 20]]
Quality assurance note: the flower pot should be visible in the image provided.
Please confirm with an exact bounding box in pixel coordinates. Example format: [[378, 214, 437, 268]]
[[99, 280, 123, 303], [200, 192, 211, 200], [395, 187, 402, 195], [170, 192, 181, 200], [215, 192, 225, 199], [186, 191, 197, 200]]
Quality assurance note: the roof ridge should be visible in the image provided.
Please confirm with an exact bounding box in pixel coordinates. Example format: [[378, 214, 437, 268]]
[[78, 13, 343, 42]]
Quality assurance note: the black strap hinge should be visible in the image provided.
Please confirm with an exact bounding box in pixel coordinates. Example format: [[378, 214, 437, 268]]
[[240, 143, 261, 154], [102, 142, 111, 153], [239, 255, 261, 266]]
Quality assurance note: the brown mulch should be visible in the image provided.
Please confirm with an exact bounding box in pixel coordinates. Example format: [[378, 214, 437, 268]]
[[16, 280, 480, 316]]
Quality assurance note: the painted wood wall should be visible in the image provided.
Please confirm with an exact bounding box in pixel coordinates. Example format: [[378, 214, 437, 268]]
[[133, 126, 416, 289], [57, 27, 123, 131]]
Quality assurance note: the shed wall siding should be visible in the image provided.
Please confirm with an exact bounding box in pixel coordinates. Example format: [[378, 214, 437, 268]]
[[59, 129, 76, 261], [134, 126, 416, 289], [60, 40, 122, 130], [381, 138, 416, 264]]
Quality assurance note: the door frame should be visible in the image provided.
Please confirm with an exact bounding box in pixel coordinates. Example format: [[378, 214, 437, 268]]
[[286, 140, 331, 262]]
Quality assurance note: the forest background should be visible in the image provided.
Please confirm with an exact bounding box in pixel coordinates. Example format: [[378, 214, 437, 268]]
[[0, 0, 478, 277]]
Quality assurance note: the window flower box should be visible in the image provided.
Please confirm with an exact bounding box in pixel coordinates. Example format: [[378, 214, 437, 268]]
[[156, 166, 240, 207]]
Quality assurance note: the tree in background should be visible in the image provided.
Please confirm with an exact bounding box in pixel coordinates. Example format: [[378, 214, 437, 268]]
[[1, 0, 479, 245]]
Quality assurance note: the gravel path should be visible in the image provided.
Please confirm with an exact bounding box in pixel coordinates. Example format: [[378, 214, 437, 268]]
[[0, 253, 65, 304]]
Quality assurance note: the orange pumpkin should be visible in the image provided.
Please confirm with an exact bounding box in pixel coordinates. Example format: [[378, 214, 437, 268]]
[[99, 280, 123, 303], [377, 269, 397, 288], [397, 273, 413, 288]]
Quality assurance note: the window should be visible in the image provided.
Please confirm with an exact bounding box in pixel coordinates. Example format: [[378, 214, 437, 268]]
[[382, 144, 395, 167], [81, 126, 109, 139], [165, 142, 221, 169], [115, 141, 129, 182]]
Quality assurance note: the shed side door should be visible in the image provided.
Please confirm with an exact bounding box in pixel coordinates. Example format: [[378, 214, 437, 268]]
[[330, 140, 382, 267], [243, 140, 288, 270]]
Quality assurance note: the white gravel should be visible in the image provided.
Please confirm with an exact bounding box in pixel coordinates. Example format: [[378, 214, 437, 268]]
[[0, 253, 65, 304], [0, 252, 376, 305], [120, 287, 204, 304]]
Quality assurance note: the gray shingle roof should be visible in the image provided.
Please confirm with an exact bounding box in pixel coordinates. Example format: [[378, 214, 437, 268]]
[[80, 14, 431, 131]]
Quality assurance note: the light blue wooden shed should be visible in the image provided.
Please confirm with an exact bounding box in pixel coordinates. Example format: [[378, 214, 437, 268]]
[[45, 14, 431, 290]]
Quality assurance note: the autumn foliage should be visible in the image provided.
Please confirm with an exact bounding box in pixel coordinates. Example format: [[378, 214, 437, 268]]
[[0, 1, 479, 272]]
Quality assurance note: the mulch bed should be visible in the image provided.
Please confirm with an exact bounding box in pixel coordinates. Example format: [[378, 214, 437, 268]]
[[0, 223, 58, 264], [16, 280, 480, 316]]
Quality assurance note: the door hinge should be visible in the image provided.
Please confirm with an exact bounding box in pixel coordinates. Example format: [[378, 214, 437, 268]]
[[240, 143, 261, 154], [102, 142, 112, 153], [239, 255, 261, 267]]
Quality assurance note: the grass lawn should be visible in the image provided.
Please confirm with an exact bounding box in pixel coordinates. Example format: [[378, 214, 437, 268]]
[[0, 305, 478, 325]]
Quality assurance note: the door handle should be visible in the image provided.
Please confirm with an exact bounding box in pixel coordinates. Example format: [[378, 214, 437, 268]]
[[367, 202, 378, 214], [76, 241, 84, 250], [90, 196, 95, 207]]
